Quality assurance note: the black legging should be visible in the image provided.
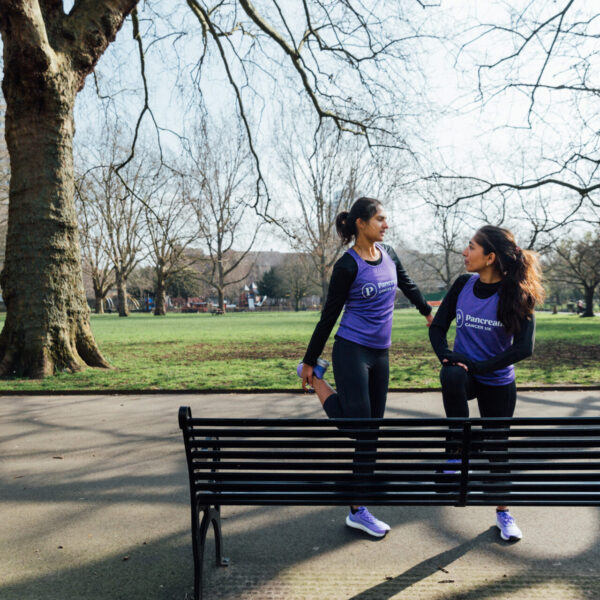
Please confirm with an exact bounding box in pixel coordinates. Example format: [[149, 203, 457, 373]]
[[323, 336, 389, 420], [440, 365, 516, 469], [440, 365, 516, 419], [323, 337, 389, 486]]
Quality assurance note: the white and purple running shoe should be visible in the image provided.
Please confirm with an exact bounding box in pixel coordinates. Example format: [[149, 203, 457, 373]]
[[496, 510, 522, 542], [345, 506, 389, 537]]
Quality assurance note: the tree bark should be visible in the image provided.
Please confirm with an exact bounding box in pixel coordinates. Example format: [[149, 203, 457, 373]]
[[0, 56, 110, 376], [0, 0, 137, 377], [320, 262, 328, 302], [94, 293, 105, 315], [93, 272, 113, 314], [115, 270, 129, 317], [154, 276, 166, 316], [217, 259, 226, 312], [583, 285, 596, 317]]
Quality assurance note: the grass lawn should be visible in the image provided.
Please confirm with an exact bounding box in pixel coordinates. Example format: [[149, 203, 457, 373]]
[[0, 310, 598, 391]]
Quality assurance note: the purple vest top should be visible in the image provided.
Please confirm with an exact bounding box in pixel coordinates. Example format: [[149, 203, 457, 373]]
[[454, 275, 515, 385], [336, 244, 398, 349]]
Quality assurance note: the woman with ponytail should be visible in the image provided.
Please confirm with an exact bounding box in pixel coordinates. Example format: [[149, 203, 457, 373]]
[[429, 225, 544, 542], [297, 197, 433, 537]]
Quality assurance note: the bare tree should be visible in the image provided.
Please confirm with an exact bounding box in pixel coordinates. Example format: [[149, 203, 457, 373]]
[[78, 142, 148, 317], [409, 204, 467, 291], [433, 3, 600, 237], [76, 178, 114, 314], [547, 231, 600, 317], [0, 1, 433, 377], [280, 254, 318, 311], [283, 125, 382, 299], [142, 172, 198, 316], [188, 125, 261, 312], [406, 177, 479, 290], [104, 166, 147, 317]]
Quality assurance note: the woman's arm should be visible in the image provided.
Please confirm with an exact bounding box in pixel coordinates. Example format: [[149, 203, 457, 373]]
[[302, 254, 356, 365], [469, 315, 536, 374], [429, 275, 472, 362], [382, 245, 432, 316]]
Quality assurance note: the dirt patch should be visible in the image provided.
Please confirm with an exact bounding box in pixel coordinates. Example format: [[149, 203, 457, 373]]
[[530, 340, 600, 366], [173, 342, 311, 362], [172, 341, 436, 363], [128, 339, 599, 368]]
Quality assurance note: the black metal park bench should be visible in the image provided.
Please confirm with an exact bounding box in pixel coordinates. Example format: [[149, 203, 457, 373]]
[[178, 406, 600, 600]]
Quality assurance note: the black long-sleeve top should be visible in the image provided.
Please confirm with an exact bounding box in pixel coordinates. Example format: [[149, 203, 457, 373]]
[[428, 274, 535, 375], [303, 244, 431, 366]]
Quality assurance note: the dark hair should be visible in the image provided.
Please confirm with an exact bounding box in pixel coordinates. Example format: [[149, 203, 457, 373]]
[[474, 225, 545, 335], [335, 197, 381, 245]]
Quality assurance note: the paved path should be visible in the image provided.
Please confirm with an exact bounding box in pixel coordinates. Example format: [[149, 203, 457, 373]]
[[2, 390, 600, 600]]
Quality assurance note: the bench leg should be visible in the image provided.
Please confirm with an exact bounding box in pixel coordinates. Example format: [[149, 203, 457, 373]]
[[210, 505, 230, 568], [192, 505, 230, 600]]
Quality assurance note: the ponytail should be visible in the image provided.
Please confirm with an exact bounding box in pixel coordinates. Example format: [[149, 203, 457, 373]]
[[336, 197, 381, 245], [474, 226, 545, 335], [335, 211, 353, 245]]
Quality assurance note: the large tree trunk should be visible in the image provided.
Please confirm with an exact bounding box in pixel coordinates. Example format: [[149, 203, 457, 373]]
[[0, 0, 137, 377], [582, 285, 596, 317], [0, 63, 110, 376], [154, 276, 166, 316], [115, 271, 129, 317]]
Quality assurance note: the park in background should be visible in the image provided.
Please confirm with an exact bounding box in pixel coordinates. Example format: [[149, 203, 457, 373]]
[[0, 310, 596, 392]]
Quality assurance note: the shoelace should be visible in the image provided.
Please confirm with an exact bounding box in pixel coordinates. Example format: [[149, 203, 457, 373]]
[[497, 512, 514, 526], [358, 508, 377, 524]]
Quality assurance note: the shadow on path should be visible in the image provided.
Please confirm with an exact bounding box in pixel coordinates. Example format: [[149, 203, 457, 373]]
[[347, 528, 496, 600]]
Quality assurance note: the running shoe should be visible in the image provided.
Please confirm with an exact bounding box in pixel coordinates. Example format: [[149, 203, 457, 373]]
[[495, 510, 522, 542], [296, 358, 329, 379], [345, 506, 389, 537]]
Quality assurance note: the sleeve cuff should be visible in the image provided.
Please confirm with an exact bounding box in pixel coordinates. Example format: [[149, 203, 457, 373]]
[[420, 304, 432, 316]]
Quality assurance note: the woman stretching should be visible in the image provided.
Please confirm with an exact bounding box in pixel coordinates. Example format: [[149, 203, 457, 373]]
[[298, 197, 433, 537], [429, 225, 544, 542]]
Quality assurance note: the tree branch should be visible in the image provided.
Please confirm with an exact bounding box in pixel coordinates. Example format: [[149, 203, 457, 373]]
[[186, 0, 267, 205], [428, 174, 600, 208], [66, 0, 139, 85], [237, 0, 371, 136], [115, 7, 162, 175]]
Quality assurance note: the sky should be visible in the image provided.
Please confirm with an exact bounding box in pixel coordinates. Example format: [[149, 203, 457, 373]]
[[4, 1, 599, 253]]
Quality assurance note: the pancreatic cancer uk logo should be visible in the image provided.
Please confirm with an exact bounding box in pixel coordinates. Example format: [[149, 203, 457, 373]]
[[456, 308, 464, 328], [361, 283, 378, 298]]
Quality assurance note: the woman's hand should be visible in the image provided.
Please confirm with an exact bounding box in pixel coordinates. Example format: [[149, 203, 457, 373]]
[[425, 313, 434, 327], [300, 363, 314, 391], [443, 358, 469, 371], [442, 351, 473, 372]]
